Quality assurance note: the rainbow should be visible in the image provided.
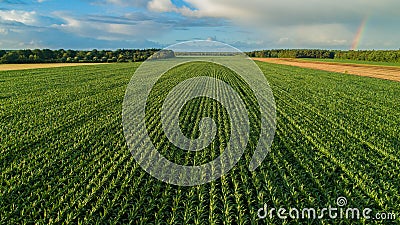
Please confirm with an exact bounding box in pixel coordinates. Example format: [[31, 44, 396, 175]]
[[350, 17, 368, 50]]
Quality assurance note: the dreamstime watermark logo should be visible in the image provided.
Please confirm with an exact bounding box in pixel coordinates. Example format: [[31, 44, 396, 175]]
[[122, 41, 276, 186], [258, 197, 397, 221], [336, 196, 347, 207]]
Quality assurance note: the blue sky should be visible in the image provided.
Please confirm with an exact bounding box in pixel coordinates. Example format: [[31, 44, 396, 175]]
[[0, 0, 399, 51]]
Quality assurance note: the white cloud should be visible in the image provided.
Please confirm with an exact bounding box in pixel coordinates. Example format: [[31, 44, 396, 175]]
[[149, 0, 399, 22], [148, 0, 174, 12], [0, 10, 38, 26], [96, 0, 150, 7], [147, 0, 199, 18], [1, 0, 399, 50], [51, 12, 170, 41], [147, 0, 247, 18], [269, 23, 352, 47], [144, 0, 400, 49]]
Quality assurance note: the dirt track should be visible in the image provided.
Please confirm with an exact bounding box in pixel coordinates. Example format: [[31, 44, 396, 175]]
[[253, 58, 400, 82], [0, 63, 106, 71]]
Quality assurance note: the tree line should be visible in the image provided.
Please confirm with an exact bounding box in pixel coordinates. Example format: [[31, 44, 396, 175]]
[[1, 48, 400, 64], [246, 49, 400, 63], [0, 49, 161, 64], [334, 50, 400, 62], [247, 49, 335, 59]]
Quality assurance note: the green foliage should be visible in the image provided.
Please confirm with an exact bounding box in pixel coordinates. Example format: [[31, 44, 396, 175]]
[[334, 50, 400, 63], [247, 49, 400, 63], [144, 62, 260, 167], [0, 63, 399, 224], [2, 48, 399, 64], [247, 49, 336, 59], [0, 49, 160, 64]]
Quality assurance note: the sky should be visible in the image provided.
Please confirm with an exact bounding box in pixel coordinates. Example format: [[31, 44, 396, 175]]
[[0, 0, 399, 51]]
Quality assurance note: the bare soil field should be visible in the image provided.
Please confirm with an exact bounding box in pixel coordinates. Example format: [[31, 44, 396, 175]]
[[253, 58, 400, 82], [0, 63, 106, 71]]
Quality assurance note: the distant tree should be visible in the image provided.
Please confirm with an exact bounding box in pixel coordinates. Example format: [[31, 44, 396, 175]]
[[0, 52, 19, 63], [0, 50, 6, 58]]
